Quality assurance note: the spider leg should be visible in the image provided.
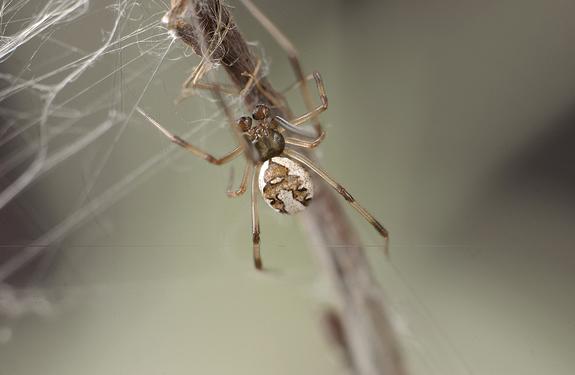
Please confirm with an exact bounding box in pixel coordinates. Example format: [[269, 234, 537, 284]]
[[227, 162, 252, 197], [281, 72, 314, 95], [287, 72, 328, 126], [252, 162, 263, 269], [177, 59, 263, 104], [212, 88, 258, 163], [178, 83, 239, 104], [137, 108, 242, 165], [239, 58, 262, 98], [183, 59, 209, 89], [239, 0, 325, 135], [283, 149, 390, 254], [275, 116, 326, 148], [284, 133, 325, 149], [274, 116, 317, 138], [240, 60, 292, 117]]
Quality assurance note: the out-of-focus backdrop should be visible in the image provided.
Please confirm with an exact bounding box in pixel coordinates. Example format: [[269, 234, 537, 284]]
[[1, 0, 575, 374]]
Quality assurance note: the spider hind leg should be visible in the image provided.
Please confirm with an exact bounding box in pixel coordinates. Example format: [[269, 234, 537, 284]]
[[283, 149, 390, 254]]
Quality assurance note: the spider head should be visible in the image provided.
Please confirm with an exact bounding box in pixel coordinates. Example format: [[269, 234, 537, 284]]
[[236, 116, 252, 132], [252, 104, 271, 121]]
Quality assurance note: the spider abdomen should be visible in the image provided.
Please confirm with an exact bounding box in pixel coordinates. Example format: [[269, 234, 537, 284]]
[[258, 157, 313, 214]]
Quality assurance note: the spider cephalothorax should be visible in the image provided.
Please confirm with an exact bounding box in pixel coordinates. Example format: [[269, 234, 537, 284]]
[[237, 104, 285, 161]]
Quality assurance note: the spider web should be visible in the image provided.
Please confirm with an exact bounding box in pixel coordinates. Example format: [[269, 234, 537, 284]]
[[0, 0, 237, 335], [0, 2, 486, 374]]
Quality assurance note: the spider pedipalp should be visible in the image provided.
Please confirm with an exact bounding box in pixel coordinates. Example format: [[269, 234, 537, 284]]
[[237, 116, 252, 132], [252, 103, 271, 120]]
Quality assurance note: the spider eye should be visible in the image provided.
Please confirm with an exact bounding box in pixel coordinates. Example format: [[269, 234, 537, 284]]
[[237, 116, 252, 131], [252, 104, 270, 120]]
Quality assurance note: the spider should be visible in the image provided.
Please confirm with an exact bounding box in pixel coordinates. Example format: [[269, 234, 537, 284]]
[[143, 0, 389, 270], [140, 71, 388, 270]]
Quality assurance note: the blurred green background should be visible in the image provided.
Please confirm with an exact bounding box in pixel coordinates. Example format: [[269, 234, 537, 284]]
[[1, 0, 575, 374]]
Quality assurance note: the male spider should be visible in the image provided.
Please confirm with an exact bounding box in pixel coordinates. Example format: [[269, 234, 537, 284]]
[[140, 71, 388, 270]]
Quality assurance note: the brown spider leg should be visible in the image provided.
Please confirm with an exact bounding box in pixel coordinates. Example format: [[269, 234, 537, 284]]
[[227, 162, 252, 197], [138, 108, 243, 165], [283, 149, 390, 255], [288, 72, 328, 126], [239, 59, 262, 97], [252, 162, 263, 269], [241, 61, 292, 116], [211, 88, 259, 164], [178, 59, 263, 104], [275, 116, 326, 148], [208, 84, 263, 269], [281, 73, 314, 95], [178, 83, 239, 103], [242, 71, 288, 113], [239, 0, 323, 135], [284, 133, 325, 149]]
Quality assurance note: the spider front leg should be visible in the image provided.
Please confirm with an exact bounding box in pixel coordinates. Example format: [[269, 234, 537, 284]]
[[178, 59, 263, 104], [284, 133, 325, 149], [287, 72, 328, 127], [239, 0, 325, 136], [275, 116, 326, 149], [252, 162, 263, 269], [177, 60, 239, 103], [178, 82, 239, 104], [283, 149, 390, 253], [137, 108, 243, 165]]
